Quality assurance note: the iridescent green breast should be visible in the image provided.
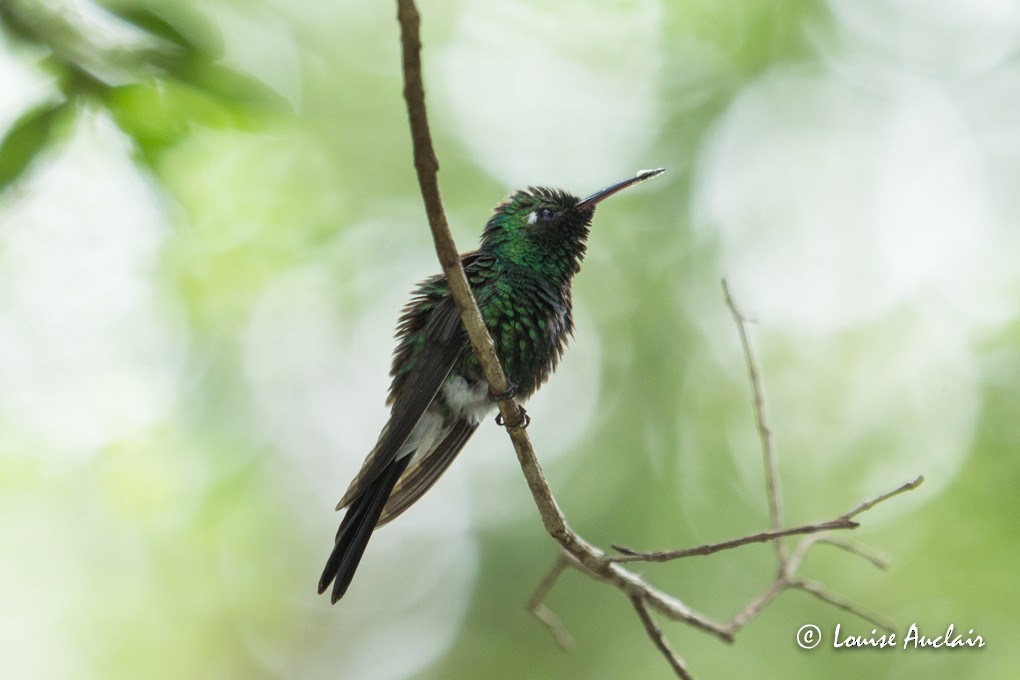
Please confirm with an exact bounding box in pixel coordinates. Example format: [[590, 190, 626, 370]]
[[472, 262, 574, 400]]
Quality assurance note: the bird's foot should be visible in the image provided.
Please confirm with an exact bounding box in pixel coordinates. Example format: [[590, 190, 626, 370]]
[[495, 405, 530, 430], [488, 383, 516, 402]]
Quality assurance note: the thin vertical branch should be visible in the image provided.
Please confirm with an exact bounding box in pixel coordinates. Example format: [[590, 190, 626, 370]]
[[396, 0, 577, 544], [394, 0, 581, 559], [396, 0, 507, 399], [722, 280, 786, 566]]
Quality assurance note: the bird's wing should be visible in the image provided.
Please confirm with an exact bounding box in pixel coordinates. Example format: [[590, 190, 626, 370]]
[[335, 253, 489, 510], [377, 418, 479, 526]]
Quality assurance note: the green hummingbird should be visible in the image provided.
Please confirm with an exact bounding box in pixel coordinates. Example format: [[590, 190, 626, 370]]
[[318, 168, 665, 602]]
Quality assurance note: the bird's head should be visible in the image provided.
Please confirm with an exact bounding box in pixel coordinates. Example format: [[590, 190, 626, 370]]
[[479, 168, 665, 279]]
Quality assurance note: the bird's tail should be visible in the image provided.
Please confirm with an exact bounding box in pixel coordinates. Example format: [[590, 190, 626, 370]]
[[318, 455, 412, 603]]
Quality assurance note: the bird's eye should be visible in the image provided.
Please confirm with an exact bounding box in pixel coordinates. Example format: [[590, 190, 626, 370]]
[[537, 208, 554, 221]]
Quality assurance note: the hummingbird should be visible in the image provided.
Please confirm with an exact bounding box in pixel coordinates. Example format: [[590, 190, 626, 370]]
[[318, 168, 665, 603]]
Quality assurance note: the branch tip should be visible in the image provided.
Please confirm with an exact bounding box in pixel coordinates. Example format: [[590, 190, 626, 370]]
[[845, 475, 925, 519]]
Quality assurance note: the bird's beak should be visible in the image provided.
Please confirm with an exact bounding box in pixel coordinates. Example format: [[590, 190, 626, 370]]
[[574, 168, 665, 209]]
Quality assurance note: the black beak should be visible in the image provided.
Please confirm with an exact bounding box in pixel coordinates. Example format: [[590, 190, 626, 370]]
[[575, 168, 665, 210]]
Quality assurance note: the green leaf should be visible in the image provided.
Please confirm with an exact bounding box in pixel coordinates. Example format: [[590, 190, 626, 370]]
[[0, 100, 67, 192], [106, 80, 222, 164]]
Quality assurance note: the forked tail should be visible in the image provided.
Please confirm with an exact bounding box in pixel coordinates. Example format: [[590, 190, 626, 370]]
[[318, 456, 411, 603]]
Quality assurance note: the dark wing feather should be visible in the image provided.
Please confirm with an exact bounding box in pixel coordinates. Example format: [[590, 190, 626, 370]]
[[377, 418, 479, 526], [336, 254, 493, 509], [337, 295, 464, 509]]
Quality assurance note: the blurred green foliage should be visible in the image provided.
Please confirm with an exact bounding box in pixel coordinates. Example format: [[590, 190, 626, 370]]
[[0, 0, 286, 173]]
